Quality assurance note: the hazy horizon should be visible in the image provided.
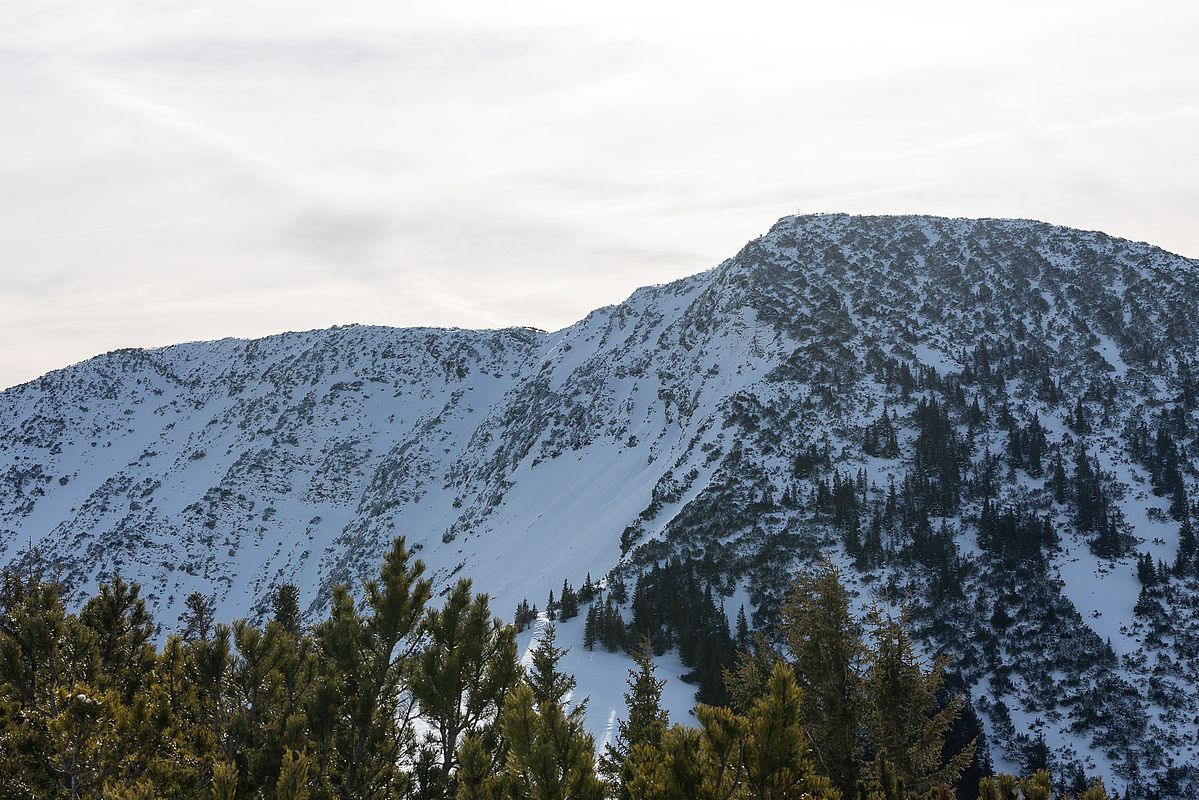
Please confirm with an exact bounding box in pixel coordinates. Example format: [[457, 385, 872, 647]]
[[4, 1, 1197, 389]]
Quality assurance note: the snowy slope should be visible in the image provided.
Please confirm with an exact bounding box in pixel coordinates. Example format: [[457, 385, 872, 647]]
[[4, 213, 1199, 795]]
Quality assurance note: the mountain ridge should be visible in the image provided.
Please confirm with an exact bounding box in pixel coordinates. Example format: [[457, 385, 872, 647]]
[[14, 211, 1190, 396], [4, 212, 1199, 795]]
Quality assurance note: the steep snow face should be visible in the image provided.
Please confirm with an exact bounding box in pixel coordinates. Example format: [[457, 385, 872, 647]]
[[0, 326, 542, 615], [3, 213, 1199, 794]]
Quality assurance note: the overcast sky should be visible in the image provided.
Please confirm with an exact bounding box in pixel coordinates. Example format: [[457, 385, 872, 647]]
[[2, 1, 1197, 388]]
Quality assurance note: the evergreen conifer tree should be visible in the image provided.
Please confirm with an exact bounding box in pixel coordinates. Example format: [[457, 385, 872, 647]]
[[275, 749, 310, 800], [603, 637, 669, 798], [454, 733, 503, 800], [412, 578, 518, 797], [863, 607, 975, 793], [271, 583, 302, 635], [210, 760, 239, 800], [1052, 452, 1068, 504], [735, 605, 751, 653], [498, 629, 605, 800], [780, 564, 865, 796], [583, 604, 598, 651], [182, 592, 215, 642], [741, 662, 838, 800], [309, 536, 431, 799], [528, 625, 576, 710], [498, 681, 606, 800], [1174, 517, 1197, 575]]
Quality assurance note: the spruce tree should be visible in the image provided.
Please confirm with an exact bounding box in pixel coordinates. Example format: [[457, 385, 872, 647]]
[[609, 575, 629, 605], [1051, 452, 1067, 504], [735, 605, 751, 653], [528, 625, 576, 710], [863, 607, 975, 793], [1170, 480, 1189, 523], [498, 633, 605, 800], [603, 637, 669, 798], [271, 583, 302, 635], [1071, 398, 1090, 435], [583, 604, 598, 651], [780, 564, 865, 796], [1174, 516, 1197, 575], [559, 580, 579, 621]]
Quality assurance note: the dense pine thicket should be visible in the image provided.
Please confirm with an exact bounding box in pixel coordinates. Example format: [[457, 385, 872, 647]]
[[0, 540, 1113, 800]]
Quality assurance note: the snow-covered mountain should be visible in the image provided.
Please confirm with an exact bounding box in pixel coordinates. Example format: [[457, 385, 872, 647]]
[[3, 213, 1199, 794]]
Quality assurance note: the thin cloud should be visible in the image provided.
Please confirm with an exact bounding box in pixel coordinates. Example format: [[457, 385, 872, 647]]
[[1, 1, 1198, 388]]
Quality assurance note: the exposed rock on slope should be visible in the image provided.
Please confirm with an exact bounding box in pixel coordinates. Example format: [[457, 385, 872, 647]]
[[4, 214, 1199, 794]]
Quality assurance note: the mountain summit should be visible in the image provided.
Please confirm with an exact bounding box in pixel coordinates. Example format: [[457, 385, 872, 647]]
[[3, 213, 1198, 793]]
